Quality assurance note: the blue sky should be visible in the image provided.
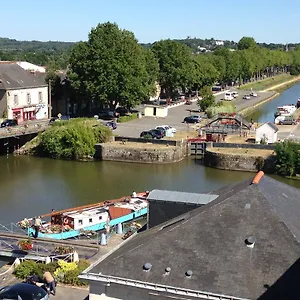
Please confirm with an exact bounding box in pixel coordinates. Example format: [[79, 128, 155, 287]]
[[2, 0, 300, 43]]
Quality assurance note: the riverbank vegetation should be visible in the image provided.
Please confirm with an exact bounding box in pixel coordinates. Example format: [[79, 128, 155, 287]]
[[14, 259, 89, 286], [36, 119, 112, 160], [275, 141, 300, 177]]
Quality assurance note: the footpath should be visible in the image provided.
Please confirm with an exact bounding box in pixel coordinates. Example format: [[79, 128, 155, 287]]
[[262, 75, 300, 92]]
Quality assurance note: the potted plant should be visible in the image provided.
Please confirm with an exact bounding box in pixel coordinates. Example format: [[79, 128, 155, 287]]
[[18, 238, 33, 251]]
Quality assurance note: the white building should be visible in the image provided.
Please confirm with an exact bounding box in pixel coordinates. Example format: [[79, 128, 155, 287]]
[[255, 122, 278, 144], [0, 63, 48, 122], [16, 61, 46, 73], [215, 40, 224, 46]]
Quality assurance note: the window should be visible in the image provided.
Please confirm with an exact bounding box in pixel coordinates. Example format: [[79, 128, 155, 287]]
[[13, 94, 18, 106], [27, 93, 31, 105], [99, 216, 102, 220], [78, 219, 83, 225], [89, 218, 93, 223], [38, 91, 43, 103]]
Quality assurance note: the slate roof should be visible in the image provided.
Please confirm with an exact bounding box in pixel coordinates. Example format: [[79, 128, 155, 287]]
[[147, 189, 218, 205], [89, 174, 300, 300], [258, 122, 278, 133], [0, 63, 47, 90]]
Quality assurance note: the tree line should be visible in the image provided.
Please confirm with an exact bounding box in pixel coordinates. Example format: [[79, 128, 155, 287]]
[[58, 25, 300, 113]]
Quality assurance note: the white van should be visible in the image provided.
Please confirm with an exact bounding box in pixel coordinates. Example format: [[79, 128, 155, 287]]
[[224, 92, 234, 101]]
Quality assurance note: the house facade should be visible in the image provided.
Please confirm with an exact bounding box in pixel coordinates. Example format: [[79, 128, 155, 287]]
[[255, 122, 278, 144], [0, 63, 48, 122]]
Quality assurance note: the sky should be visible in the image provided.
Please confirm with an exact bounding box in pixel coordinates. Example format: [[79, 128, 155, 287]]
[[2, 0, 300, 44]]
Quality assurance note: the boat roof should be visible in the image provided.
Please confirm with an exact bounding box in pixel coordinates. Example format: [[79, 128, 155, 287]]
[[65, 207, 108, 219]]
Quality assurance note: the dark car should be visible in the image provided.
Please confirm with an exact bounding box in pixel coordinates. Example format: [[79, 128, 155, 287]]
[[49, 115, 70, 125], [183, 116, 201, 123], [0, 283, 49, 299], [1, 119, 18, 128], [140, 129, 163, 139], [154, 126, 166, 137], [98, 109, 119, 120], [105, 121, 117, 130], [116, 107, 130, 116]]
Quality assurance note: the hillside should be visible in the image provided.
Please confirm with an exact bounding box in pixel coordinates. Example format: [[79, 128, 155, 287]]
[[0, 37, 75, 51]]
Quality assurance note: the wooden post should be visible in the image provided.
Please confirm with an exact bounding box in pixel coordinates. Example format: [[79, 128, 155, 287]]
[[48, 79, 52, 118]]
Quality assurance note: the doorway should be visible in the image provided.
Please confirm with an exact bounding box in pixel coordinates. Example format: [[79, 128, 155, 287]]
[[153, 107, 157, 116]]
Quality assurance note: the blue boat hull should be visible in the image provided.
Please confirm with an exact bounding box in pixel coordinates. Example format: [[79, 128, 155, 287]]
[[28, 207, 147, 240]]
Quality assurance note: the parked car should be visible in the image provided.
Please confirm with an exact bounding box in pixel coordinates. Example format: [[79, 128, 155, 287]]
[[105, 121, 117, 130], [0, 119, 18, 128], [98, 109, 119, 120], [243, 94, 251, 100], [0, 283, 49, 300], [140, 129, 163, 139], [116, 107, 130, 116], [250, 92, 258, 97], [49, 115, 70, 124], [155, 125, 176, 133], [154, 126, 167, 137], [183, 116, 201, 123], [279, 118, 297, 125], [231, 91, 239, 98]]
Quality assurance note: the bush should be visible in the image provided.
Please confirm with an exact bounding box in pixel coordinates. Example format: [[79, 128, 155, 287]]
[[36, 119, 112, 160], [206, 102, 236, 118], [117, 114, 138, 123], [14, 260, 89, 286]]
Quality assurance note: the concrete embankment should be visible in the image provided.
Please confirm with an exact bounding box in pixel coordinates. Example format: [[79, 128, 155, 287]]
[[204, 147, 276, 173], [95, 138, 189, 164]]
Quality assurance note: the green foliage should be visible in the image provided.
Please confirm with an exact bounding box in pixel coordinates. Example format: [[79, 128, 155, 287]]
[[197, 86, 215, 112], [13, 260, 89, 286], [152, 39, 194, 98], [2, 109, 7, 119], [206, 101, 236, 118], [255, 157, 265, 171], [275, 141, 300, 177], [68, 22, 154, 110], [14, 261, 37, 279], [37, 119, 112, 160], [237, 37, 257, 50], [117, 114, 138, 123]]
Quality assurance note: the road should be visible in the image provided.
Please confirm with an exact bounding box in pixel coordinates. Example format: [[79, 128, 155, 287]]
[[113, 90, 276, 138]]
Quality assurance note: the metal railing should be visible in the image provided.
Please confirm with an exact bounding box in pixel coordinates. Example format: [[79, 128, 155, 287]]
[[0, 222, 27, 235]]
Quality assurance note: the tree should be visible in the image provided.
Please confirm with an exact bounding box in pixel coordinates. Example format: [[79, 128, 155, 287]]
[[144, 49, 159, 99], [197, 86, 215, 112], [237, 37, 257, 50], [68, 22, 154, 110], [152, 40, 194, 98]]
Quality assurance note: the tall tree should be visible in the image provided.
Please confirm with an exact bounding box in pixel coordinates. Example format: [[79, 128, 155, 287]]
[[68, 22, 154, 110], [152, 40, 194, 98], [237, 37, 257, 50]]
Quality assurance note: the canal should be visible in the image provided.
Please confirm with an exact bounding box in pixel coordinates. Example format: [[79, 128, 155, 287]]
[[247, 83, 300, 123], [1, 83, 300, 267]]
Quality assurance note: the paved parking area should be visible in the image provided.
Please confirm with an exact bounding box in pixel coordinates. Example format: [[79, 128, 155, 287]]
[[113, 90, 276, 138]]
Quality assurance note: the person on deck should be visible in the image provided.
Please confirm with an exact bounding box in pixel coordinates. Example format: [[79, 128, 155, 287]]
[[33, 216, 42, 238]]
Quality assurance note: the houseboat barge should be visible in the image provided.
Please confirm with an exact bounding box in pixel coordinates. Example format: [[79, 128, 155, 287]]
[[18, 192, 148, 240]]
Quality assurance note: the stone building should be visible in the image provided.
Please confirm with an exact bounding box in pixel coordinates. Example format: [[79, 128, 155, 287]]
[[0, 63, 48, 122]]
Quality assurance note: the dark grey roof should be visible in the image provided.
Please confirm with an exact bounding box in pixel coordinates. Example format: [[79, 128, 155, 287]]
[[0, 63, 47, 90], [147, 189, 218, 205], [259, 122, 278, 133], [88, 175, 300, 300]]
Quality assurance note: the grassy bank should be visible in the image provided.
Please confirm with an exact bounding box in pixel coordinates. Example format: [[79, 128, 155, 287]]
[[238, 74, 293, 91]]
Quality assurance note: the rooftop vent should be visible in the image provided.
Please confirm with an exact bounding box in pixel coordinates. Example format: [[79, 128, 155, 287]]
[[143, 263, 152, 272], [245, 236, 256, 248], [165, 267, 171, 274], [185, 270, 193, 278]]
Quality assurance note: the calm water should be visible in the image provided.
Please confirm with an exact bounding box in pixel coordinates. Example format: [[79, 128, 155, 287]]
[[1, 84, 300, 267], [247, 83, 300, 123]]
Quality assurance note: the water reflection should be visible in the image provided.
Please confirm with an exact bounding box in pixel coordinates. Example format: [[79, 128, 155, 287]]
[[247, 84, 300, 123]]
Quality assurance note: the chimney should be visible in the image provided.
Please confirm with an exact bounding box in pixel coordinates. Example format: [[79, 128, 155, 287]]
[[252, 171, 264, 185]]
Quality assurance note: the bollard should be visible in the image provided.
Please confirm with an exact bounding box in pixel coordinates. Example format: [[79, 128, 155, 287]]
[[45, 257, 51, 264], [14, 258, 21, 269], [117, 223, 123, 235], [100, 233, 107, 246], [73, 251, 79, 263]]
